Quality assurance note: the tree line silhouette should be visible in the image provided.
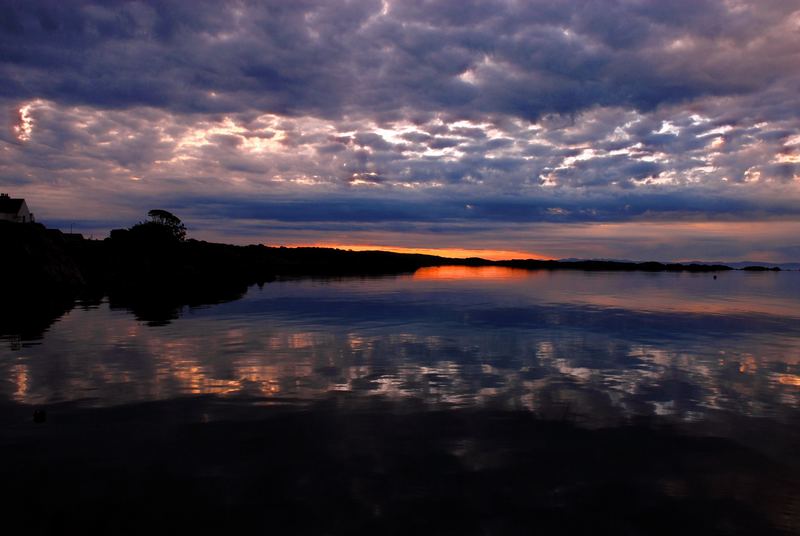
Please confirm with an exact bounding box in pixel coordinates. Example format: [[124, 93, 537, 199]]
[[1, 209, 741, 329]]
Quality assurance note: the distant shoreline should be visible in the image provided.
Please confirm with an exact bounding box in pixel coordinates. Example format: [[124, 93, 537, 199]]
[[1, 220, 788, 300], [2, 220, 792, 305], [0, 219, 792, 338]]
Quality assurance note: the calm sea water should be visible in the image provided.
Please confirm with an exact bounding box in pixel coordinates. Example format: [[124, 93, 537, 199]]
[[2, 267, 798, 426], [4, 267, 800, 533]]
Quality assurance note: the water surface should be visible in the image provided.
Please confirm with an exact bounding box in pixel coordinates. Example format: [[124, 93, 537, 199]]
[[3, 267, 800, 534], [2, 267, 798, 426]]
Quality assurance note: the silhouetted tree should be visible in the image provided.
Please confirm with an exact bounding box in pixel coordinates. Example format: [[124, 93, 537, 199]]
[[146, 209, 187, 241]]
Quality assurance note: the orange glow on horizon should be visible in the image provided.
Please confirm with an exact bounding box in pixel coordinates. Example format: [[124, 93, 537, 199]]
[[277, 243, 551, 261]]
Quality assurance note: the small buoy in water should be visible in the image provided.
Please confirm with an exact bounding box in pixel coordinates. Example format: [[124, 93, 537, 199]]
[[713, 275, 717, 280], [33, 409, 46, 423]]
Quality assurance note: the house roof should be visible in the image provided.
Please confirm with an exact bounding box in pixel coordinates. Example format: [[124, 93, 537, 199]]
[[0, 197, 25, 214]]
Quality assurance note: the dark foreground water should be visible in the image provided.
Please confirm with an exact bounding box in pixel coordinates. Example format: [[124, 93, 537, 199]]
[[1, 267, 799, 534]]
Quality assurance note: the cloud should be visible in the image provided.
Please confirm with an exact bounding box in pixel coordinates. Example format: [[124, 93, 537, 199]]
[[1, 1, 799, 260], [3, 1, 799, 117]]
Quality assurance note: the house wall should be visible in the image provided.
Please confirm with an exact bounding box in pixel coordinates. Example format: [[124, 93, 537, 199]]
[[16, 202, 31, 223]]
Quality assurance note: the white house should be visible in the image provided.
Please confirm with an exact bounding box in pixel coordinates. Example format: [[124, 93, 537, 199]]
[[0, 194, 34, 223]]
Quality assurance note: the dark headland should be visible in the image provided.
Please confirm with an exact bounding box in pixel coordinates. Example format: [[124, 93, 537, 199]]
[[0, 217, 746, 330], [0, 214, 757, 333], [1, 218, 737, 297]]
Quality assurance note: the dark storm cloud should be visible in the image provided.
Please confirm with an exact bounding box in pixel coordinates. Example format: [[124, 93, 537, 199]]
[[3, 0, 799, 119], [163, 188, 800, 228]]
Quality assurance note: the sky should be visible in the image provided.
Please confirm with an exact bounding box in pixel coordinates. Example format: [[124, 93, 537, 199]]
[[1, 0, 800, 262]]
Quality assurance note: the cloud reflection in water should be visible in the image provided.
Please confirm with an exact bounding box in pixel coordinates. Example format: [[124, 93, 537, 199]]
[[1, 269, 798, 426]]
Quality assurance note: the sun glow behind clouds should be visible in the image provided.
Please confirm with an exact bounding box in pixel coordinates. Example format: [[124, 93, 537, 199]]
[[14, 100, 40, 141], [281, 243, 551, 261]]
